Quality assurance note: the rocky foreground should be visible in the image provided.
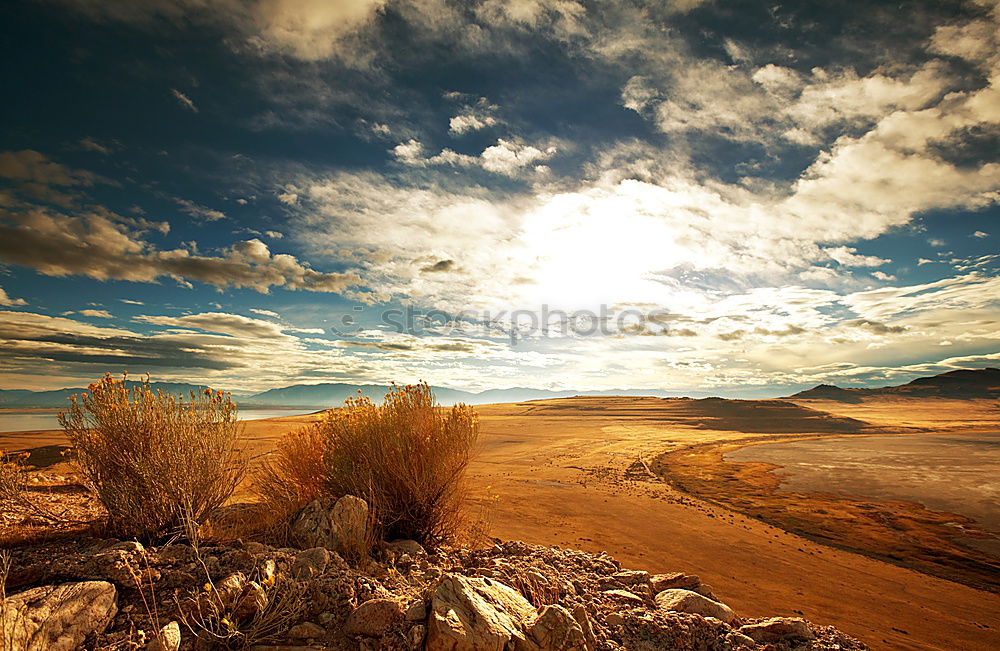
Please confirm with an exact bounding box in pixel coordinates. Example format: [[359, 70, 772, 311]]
[[2, 496, 868, 650]]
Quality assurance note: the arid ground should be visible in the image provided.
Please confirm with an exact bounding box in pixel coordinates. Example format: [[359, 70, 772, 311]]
[[2, 396, 998, 651]]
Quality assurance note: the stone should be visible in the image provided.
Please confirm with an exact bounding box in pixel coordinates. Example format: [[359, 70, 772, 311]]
[[291, 496, 371, 558], [346, 598, 403, 637], [146, 621, 181, 651], [650, 572, 700, 592], [0, 581, 118, 651], [604, 613, 624, 628], [214, 572, 247, 610], [408, 624, 427, 650], [654, 589, 737, 624], [292, 547, 330, 579], [234, 581, 268, 619], [387, 539, 427, 558], [405, 600, 428, 621], [288, 622, 325, 640], [739, 617, 814, 643], [611, 570, 650, 586], [601, 589, 645, 604], [426, 574, 536, 651], [572, 606, 597, 651], [520, 604, 589, 651]]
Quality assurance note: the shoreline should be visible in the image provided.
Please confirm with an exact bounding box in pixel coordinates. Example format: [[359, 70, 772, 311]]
[[652, 430, 1000, 593]]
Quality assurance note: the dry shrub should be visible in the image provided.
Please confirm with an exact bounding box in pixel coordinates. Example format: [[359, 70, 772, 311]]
[[59, 373, 247, 540], [251, 424, 327, 531], [321, 382, 479, 547]]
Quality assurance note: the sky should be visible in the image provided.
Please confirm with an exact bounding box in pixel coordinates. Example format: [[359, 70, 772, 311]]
[[0, 0, 998, 395]]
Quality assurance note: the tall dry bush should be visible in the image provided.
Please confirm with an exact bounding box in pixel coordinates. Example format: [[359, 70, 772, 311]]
[[320, 382, 479, 547], [59, 373, 247, 539]]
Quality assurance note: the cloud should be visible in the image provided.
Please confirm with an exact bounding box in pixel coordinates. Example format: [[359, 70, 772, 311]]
[[974, 230, 989, 238], [77, 309, 114, 318], [0, 208, 361, 294], [56, 0, 387, 63], [136, 312, 289, 338], [78, 137, 111, 154], [0, 149, 99, 187], [120, 299, 144, 305], [0, 287, 26, 307], [250, 308, 280, 317], [174, 198, 225, 221], [265, 230, 284, 238], [392, 138, 556, 177], [825, 246, 889, 267], [171, 88, 198, 112], [448, 96, 500, 135]]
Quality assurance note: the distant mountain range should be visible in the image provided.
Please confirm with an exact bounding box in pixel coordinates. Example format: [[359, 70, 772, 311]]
[[0, 381, 674, 409], [2, 368, 996, 409], [787, 368, 1000, 402]]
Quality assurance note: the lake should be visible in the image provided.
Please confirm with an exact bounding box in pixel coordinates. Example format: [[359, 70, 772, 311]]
[[726, 433, 1000, 541], [0, 408, 321, 433]]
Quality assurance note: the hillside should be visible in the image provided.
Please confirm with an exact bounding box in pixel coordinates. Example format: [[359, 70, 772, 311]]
[[788, 368, 1000, 402], [0, 381, 233, 409]]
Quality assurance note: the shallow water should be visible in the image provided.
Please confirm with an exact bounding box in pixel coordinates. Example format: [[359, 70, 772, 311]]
[[0, 408, 319, 433], [726, 433, 1000, 536]]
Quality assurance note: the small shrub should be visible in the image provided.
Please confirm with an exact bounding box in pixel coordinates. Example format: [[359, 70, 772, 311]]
[[320, 382, 479, 547], [252, 424, 327, 524], [59, 373, 247, 539]]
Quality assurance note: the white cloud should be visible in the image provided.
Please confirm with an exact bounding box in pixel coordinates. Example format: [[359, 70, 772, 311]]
[[824, 246, 889, 267], [974, 230, 989, 238], [136, 312, 289, 338], [250, 308, 280, 317], [393, 138, 556, 177]]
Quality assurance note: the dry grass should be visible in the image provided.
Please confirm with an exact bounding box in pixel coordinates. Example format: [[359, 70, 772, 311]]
[[59, 373, 248, 540], [320, 382, 479, 547], [251, 424, 327, 534]]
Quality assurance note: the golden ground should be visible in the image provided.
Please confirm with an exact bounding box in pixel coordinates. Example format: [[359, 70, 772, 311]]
[[2, 396, 998, 651]]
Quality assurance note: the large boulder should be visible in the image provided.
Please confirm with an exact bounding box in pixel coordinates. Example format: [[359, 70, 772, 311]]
[[426, 574, 536, 651], [0, 581, 118, 651], [650, 572, 700, 592], [740, 617, 814, 643], [654, 589, 737, 624], [291, 495, 371, 558]]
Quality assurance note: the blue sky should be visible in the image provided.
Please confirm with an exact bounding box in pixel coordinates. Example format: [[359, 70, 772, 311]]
[[0, 0, 998, 394]]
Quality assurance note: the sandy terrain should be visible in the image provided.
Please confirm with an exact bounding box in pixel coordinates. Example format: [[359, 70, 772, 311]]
[[2, 397, 998, 650]]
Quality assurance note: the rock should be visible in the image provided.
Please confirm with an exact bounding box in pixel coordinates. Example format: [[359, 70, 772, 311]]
[[405, 600, 428, 621], [726, 631, 758, 648], [625, 458, 658, 480], [146, 621, 181, 651], [214, 572, 247, 610], [650, 572, 700, 592], [611, 570, 649, 586], [234, 581, 268, 619], [408, 624, 427, 650], [693, 584, 717, 600], [604, 613, 624, 628], [520, 604, 589, 651], [291, 498, 338, 549], [346, 598, 403, 637], [601, 589, 645, 604], [287, 622, 325, 640], [387, 539, 427, 558], [739, 617, 814, 643], [0, 581, 118, 651], [427, 573, 536, 651], [292, 547, 330, 579], [291, 496, 371, 558], [333, 495, 370, 555], [654, 589, 737, 624], [572, 606, 597, 651]]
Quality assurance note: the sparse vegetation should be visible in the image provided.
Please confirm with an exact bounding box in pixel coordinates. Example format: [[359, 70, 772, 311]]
[[320, 382, 480, 546], [256, 382, 480, 547], [252, 423, 327, 531], [59, 373, 248, 539]]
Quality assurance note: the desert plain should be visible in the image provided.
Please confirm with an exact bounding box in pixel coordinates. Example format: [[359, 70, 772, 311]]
[[2, 394, 998, 651]]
